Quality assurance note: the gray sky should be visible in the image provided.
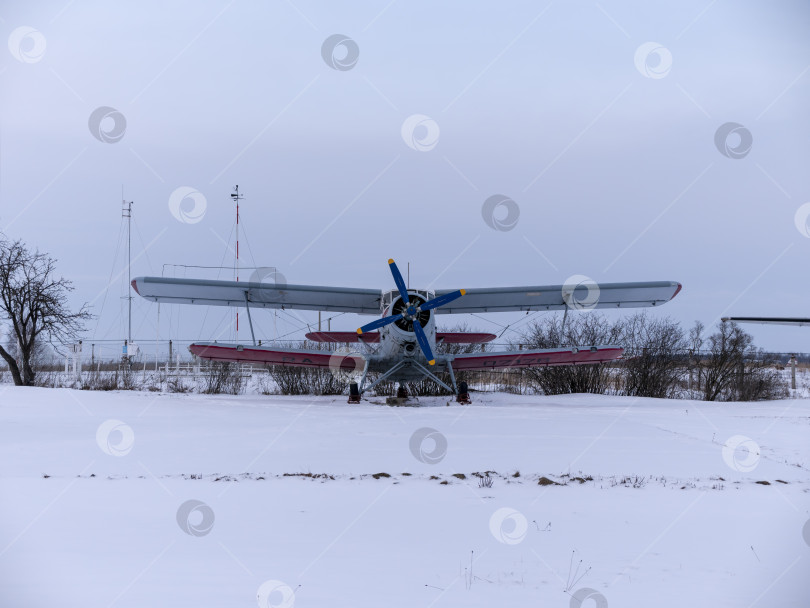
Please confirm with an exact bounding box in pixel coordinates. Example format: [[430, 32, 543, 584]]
[[2, 0, 809, 355]]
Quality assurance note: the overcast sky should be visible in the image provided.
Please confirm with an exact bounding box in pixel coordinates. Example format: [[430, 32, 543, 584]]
[[2, 0, 809, 357]]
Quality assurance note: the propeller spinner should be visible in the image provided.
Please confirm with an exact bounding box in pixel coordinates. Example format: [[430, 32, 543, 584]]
[[356, 259, 465, 365]]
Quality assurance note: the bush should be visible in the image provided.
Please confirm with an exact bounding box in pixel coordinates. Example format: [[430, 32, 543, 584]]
[[81, 368, 134, 391], [620, 313, 687, 398], [690, 321, 788, 401], [734, 353, 789, 401], [268, 365, 344, 395], [166, 376, 192, 393], [200, 361, 244, 395], [518, 312, 624, 395]]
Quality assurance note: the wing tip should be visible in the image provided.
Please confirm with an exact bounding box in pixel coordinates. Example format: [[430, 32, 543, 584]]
[[428, 359, 436, 366], [130, 279, 140, 295], [671, 282, 683, 300], [388, 258, 395, 265], [356, 328, 363, 335]]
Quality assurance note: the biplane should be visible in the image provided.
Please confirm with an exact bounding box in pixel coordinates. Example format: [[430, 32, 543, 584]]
[[131, 260, 681, 401]]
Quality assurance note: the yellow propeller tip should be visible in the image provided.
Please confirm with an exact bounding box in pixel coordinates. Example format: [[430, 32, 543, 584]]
[[460, 289, 466, 296], [356, 328, 363, 335], [429, 359, 436, 366], [388, 258, 395, 264]]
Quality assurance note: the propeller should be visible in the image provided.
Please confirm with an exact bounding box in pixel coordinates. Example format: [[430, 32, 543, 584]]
[[357, 259, 466, 365]]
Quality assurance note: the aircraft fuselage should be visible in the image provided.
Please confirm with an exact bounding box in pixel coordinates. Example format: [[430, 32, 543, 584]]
[[369, 289, 439, 381]]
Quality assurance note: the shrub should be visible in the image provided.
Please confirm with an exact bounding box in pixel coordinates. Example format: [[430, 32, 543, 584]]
[[518, 313, 624, 395], [201, 361, 244, 395], [620, 313, 687, 398]]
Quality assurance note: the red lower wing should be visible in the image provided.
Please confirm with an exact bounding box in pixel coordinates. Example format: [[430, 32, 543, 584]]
[[306, 331, 380, 343], [189, 343, 622, 371], [189, 343, 334, 367], [305, 331, 497, 344], [451, 347, 623, 370], [437, 332, 497, 344]]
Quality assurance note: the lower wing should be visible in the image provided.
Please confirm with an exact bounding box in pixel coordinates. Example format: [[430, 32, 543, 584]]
[[189, 342, 350, 368], [449, 346, 623, 370], [189, 343, 622, 372], [305, 331, 497, 344]]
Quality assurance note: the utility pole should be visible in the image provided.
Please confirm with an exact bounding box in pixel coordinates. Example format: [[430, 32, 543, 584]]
[[790, 354, 797, 390], [230, 185, 243, 343]]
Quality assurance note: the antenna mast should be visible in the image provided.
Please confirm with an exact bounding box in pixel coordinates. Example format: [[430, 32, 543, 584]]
[[230, 185, 243, 342], [122, 196, 134, 344]]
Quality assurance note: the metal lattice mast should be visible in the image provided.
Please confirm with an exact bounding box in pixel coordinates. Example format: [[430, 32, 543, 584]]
[[230, 185, 243, 342], [122, 197, 133, 344]]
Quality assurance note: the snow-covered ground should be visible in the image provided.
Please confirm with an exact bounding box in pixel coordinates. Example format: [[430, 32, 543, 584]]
[[1, 387, 808, 607]]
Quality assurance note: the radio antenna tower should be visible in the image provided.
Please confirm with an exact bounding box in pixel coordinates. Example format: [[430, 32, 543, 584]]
[[230, 185, 243, 342], [122, 196, 134, 344]]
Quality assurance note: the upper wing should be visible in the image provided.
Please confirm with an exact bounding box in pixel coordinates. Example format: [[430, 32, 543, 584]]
[[132, 277, 680, 315], [434, 281, 681, 314], [721, 317, 810, 327], [132, 277, 381, 314], [449, 346, 623, 370]]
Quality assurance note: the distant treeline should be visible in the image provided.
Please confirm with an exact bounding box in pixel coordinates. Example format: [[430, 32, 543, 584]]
[[0, 313, 800, 402]]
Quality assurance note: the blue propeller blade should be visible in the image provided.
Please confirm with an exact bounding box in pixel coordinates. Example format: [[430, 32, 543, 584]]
[[412, 320, 436, 365], [388, 259, 410, 305], [357, 314, 402, 335], [419, 289, 466, 312]]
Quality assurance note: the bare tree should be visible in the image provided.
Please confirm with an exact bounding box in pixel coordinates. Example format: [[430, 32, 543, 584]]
[[0, 238, 90, 386], [3, 332, 53, 373], [519, 312, 624, 395], [699, 321, 787, 401], [620, 313, 687, 398], [200, 360, 245, 395], [685, 320, 705, 394], [435, 322, 491, 356], [700, 321, 750, 401], [733, 348, 788, 401]]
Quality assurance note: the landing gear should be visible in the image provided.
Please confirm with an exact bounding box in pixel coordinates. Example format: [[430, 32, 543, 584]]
[[456, 380, 471, 405], [385, 383, 411, 406], [346, 358, 472, 404], [446, 360, 471, 405], [348, 382, 361, 404]]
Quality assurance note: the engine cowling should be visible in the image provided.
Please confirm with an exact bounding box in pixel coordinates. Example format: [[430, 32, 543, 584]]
[[380, 292, 435, 359]]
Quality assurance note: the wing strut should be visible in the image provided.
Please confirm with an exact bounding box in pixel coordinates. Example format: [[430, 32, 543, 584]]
[[244, 291, 256, 346], [446, 358, 458, 393], [359, 360, 407, 395], [409, 360, 456, 394]]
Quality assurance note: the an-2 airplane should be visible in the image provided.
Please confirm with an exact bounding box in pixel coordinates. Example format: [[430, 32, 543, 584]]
[[131, 260, 681, 402]]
